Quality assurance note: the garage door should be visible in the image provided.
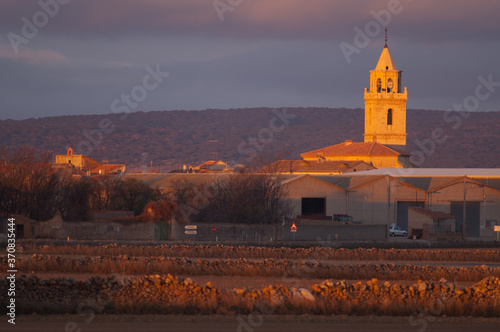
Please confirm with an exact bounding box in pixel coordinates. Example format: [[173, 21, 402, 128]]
[[397, 201, 425, 231], [451, 202, 480, 237], [301, 197, 326, 216]]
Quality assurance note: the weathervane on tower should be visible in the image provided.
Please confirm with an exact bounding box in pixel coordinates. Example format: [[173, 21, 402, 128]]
[[384, 27, 388, 47]]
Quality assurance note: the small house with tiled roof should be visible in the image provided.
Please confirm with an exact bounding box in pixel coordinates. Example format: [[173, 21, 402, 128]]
[[408, 207, 456, 240]]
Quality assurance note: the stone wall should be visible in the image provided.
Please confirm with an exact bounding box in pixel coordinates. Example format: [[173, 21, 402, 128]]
[[63, 221, 156, 241], [171, 222, 281, 243], [91, 211, 134, 221], [33, 220, 386, 243], [1, 274, 499, 316], [283, 221, 387, 242], [36, 219, 156, 241], [171, 221, 387, 243]]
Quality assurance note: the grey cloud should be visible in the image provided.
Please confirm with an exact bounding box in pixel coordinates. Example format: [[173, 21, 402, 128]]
[[0, 0, 499, 42], [1, 0, 500, 120]]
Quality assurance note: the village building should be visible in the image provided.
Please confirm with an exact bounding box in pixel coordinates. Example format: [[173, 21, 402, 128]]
[[55, 147, 126, 175], [4, 169, 498, 241], [169, 160, 237, 173], [300, 141, 412, 169], [407, 207, 456, 240], [4, 34, 499, 243], [271, 31, 414, 174]]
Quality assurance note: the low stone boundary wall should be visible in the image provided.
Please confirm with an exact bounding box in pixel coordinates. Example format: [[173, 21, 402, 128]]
[[171, 222, 281, 243], [283, 223, 388, 242], [37, 220, 156, 241], [29, 219, 385, 242]]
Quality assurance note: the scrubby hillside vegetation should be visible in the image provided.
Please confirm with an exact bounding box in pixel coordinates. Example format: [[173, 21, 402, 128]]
[[1, 108, 499, 168]]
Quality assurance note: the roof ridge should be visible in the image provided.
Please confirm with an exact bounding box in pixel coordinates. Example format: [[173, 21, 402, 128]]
[[300, 141, 403, 158], [368, 142, 376, 155]]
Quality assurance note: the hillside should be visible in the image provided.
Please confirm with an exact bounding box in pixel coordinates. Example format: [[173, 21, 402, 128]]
[[1, 108, 499, 170]]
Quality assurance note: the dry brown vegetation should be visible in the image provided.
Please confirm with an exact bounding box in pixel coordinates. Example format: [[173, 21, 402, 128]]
[[4, 254, 499, 282], [0, 147, 162, 220], [2, 108, 500, 168], [3, 243, 500, 317], [1, 274, 500, 317], [20, 243, 500, 262]]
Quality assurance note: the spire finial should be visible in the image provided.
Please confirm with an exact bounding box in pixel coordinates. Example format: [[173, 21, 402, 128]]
[[384, 27, 388, 47]]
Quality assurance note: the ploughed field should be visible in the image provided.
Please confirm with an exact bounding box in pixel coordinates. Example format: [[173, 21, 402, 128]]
[[1, 243, 500, 317]]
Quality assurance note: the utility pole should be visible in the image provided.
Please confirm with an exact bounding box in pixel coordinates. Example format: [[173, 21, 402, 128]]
[[387, 176, 391, 226], [463, 177, 466, 241]]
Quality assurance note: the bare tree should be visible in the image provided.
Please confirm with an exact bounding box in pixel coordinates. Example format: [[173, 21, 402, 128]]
[[88, 176, 119, 211], [196, 173, 292, 224], [0, 147, 63, 220], [111, 177, 160, 215], [140, 199, 177, 222]]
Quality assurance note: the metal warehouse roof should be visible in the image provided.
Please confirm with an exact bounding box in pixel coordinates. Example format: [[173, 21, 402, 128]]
[[122, 170, 500, 193], [349, 168, 500, 177], [313, 176, 352, 190]]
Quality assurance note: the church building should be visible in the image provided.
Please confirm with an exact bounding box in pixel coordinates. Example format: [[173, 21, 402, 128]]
[[269, 31, 414, 174]]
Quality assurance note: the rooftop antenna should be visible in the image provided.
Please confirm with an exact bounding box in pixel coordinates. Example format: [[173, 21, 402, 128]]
[[384, 27, 388, 47]]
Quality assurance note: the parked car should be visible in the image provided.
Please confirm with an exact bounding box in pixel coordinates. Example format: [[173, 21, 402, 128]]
[[389, 225, 408, 237]]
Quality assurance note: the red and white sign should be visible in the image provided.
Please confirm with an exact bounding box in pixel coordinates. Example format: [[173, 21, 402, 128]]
[[290, 222, 298, 232], [212, 226, 216, 233]]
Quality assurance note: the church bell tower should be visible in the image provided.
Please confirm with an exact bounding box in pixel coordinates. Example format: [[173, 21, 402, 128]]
[[364, 29, 407, 148]]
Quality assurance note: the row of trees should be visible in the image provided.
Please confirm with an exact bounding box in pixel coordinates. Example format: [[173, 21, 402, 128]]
[[169, 173, 291, 225], [0, 147, 292, 224], [0, 147, 159, 221]]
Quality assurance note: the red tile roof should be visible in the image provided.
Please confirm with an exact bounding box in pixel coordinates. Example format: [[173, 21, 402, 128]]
[[409, 207, 455, 220], [197, 160, 218, 167], [89, 164, 125, 174], [194, 160, 228, 172], [264, 160, 373, 174], [300, 141, 408, 159]]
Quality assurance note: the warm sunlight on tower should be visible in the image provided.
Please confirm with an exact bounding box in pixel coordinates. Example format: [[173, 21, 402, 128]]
[[364, 28, 407, 149]]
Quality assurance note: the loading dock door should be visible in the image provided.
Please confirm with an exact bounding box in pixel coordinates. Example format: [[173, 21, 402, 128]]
[[451, 202, 480, 237], [301, 197, 326, 216], [397, 201, 425, 231]]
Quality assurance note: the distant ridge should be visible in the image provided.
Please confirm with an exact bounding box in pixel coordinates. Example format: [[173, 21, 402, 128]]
[[0, 108, 499, 169]]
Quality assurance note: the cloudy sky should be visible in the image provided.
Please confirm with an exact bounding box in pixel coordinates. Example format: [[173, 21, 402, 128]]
[[1, 0, 499, 120]]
